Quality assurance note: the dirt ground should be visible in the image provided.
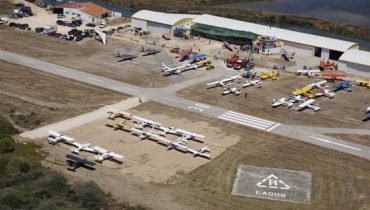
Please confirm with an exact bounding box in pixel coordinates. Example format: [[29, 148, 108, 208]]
[[46, 107, 239, 183], [0, 0, 12, 16], [327, 134, 370, 147], [0, 60, 127, 130], [33, 101, 370, 210], [0, 25, 225, 88], [177, 72, 370, 129]]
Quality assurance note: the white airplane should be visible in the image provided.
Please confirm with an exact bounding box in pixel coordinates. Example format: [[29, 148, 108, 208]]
[[315, 88, 335, 98], [288, 95, 307, 103], [296, 69, 321, 77], [207, 75, 242, 88], [272, 97, 293, 108], [242, 80, 262, 88], [158, 126, 204, 142], [131, 127, 157, 140], [92, 146, 124, 162], [70, 142, 95, 154], [107, 109, 132, 120], [297, 99, 320, 111], [308, 80, 328, 89], [133, 115, 161, 129], [151, 134, 189, 152], [187, 144, 211, 159], [48, 130, 75, 144], [222, 84, 241, 95], [162, 63, 198, 75]]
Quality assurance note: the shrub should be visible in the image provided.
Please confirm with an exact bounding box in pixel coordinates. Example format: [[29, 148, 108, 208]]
[[74, 181, 106, 209], [0, 137, 15, 154]]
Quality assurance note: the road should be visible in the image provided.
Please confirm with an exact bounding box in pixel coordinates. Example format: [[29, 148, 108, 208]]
[[1, 50, 369, 159]]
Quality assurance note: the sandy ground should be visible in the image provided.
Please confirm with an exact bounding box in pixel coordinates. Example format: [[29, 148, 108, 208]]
[[177, 72, 370, 129], [0, 60, 127, 130], [45, 106, 239, 183], [30, 101, 370, 210]]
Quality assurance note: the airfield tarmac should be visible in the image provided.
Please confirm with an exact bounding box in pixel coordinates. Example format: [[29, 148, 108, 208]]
[[33, 101, 370, 210]]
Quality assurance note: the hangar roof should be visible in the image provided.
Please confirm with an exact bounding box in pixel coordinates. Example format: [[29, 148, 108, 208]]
[[339, 49, 370, 66], [193, 14, 358, 52], [132, 10, 199, 26]]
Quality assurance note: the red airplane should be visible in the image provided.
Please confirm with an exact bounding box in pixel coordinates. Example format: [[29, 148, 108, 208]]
[[319, 60, 337, 70], [319, 73, 346, 82]]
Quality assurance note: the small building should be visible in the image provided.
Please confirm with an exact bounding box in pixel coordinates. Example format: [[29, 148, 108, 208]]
[[192, 14, 359, 60], [131, 10, 198, 36], [338, 49, 370, 74], [54, 1, 109, 23]]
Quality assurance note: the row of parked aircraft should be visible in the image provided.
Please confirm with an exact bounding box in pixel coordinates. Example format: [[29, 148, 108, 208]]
[[207, 75, 262, 96], [106, 111, 211, 159], [48, 130, 123, 169]]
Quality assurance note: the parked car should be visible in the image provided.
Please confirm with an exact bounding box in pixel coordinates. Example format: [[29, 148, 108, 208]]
[[56, 20, 67, 26], [99, 20, 107, 28], [9, 14, 19, 19], [35, 27, 44, 33], [0, 18, 8, 24], [67, 22, 77, 28], [75, 35, 84, 42], [65, 36, 74, 41], [162, 34, 171, 40], [72, 20, 82, 26], [86, 23, 95, 27], [14, 3, 25, 7], [57, 14, 66, 19]]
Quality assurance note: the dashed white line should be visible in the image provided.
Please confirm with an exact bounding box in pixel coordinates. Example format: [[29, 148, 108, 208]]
[[309, 136, 361, 151], [266, 123, 281, 132]]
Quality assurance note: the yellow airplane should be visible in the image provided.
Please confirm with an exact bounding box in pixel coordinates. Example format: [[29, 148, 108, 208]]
[[355, 80, 370, 88], [261, 72, 278, 80], [292, 86, 316, 98], [105, 119, 131, 131], [196, 58, 212, 67]]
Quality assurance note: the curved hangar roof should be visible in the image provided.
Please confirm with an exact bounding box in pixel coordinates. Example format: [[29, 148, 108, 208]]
[[132, 10, 199, 26], [339, 49, 370, 67], [193, 14, 358, 52]]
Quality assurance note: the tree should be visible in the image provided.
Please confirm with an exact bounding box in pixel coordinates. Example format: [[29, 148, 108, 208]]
[[0, 137, 15, 154], [74, 181, 106, 209]]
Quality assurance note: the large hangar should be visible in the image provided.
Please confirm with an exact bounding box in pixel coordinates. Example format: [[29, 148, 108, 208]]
[[338, 49, 370, 74], [192, 14, 359, 60], [131, 10, 199, 36]]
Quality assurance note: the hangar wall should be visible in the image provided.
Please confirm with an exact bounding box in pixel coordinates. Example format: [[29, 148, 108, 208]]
[[338, 61, 370, 74], [283, 41, 314, 57], [131, 18, 147, 29], [147, 21, 171, 35]]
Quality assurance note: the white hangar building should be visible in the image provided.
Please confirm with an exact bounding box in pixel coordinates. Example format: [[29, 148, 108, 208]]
[[338, 49, 370, 74], [131, 10, 199, 36], [192, 14, 359, 60]]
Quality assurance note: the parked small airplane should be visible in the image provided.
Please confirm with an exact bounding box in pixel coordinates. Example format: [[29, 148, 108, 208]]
[[158, 126, 205, 142], [133, 115, 162, 129], [222, 84, 241, 96], [131, 128, 156, 140], [319, 60, 337, 70], [107, 109, 132, 120], [207, 75, 241, 88], [105, 119, 131, 131], [297, 99, 320, 111], [187, 144, 211, 159], [153, 134, 189, 152], [355, 80, 370, 88], [334, 80, 352, 92], [319, 73, 346, 82], [272, 97, 294, 108], [142, 48, 161, 56], [261, 72, 278, 80], [242, 80, 262, 88], [70, 142, 95, 154], [48, 130, 75, 144], [66, 154, 96, 171], [190, 54, 207, 63], [162, 63, 198, 75], [116, 52, 137, 62], [296, 69, 321, 77], [92, 146, 124, 162], [292, 86, 315, 99]]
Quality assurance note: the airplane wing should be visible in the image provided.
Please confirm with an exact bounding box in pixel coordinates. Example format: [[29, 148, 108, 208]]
[[298, 99, 315, 109], [151, 134, 172, 145], [292, 89, 303, 95], [207, 81, 221, 87], [62, 135, 75, 143], [108, 152, 124, 159]]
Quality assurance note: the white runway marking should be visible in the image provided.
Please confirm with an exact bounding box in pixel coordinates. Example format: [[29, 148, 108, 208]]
[[266, 123, 281, 132], [88, 77, 104, 83], [218, 111, 278, 131], [161, 97, 180, 103], [53, 67, 67, 73], [309, 136, 361, 151], [124, 87, 141, 93]]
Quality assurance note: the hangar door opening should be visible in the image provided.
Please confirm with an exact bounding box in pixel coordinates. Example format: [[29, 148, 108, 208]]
[[329, 50, 343, 61], [314, 47, 322, 57], [147, 21, 171, 35]]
